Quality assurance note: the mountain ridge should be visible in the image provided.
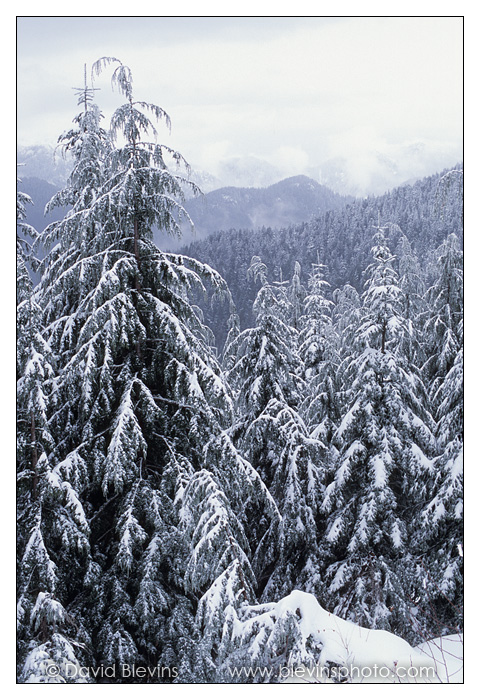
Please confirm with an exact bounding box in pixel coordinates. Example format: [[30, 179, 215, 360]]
[[156, 174, 354, 250], [18, 171, 354, 253]]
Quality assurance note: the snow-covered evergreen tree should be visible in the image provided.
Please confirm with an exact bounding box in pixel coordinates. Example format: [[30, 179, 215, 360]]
[[330, 283, 363, 418], [411, 232, 463, 636], [21, 58, 270, 681], [178, 466, 256, 680], [422, 233, 463, 418], [226, 256, 300, 429], [321, 230, 436, 641], [225, 257, 325, 602], [17, 182, 91, 682], [417, 437, 463, 638], [288, 260, 307, 330], [394, 233, 427, 366], [299, 261, 341, 446]]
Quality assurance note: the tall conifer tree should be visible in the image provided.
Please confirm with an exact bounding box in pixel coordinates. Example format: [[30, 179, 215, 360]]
[[19, 58, 272, 681], [225, 257, 325, 602], [321, 230, 436, 640]]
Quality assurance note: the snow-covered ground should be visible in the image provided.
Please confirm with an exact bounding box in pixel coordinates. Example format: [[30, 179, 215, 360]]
[[250, 591, 464, 684]]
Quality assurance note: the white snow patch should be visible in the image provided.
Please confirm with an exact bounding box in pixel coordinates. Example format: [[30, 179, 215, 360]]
[[238, 591, 465, 684]]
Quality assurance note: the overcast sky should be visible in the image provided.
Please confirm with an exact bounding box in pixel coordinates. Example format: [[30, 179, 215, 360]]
[[17, 16, 463, 194]]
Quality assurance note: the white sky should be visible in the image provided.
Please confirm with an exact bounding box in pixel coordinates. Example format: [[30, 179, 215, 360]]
[[16, 14, 463, 192]]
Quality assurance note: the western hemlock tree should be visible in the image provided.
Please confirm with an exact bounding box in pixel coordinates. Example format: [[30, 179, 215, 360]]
[[17, 183, 91, 683], [289, 260, 307, 330], [225, 257, 325, 602], [416, 234, 463, 636], [321, 230, 436, 641], [394, 233, 426, 366], [299, 261, 341, 447], [178, 467, 256, 680], [422, 233, 463, 419], [25, 58, 264, 681]]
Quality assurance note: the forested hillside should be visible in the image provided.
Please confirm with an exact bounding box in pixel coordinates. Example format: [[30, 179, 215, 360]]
[[16, 59, 463, 684], [181, 167, 463, 347], [159, 175, 354, 249], [19, 172, 353, 253]]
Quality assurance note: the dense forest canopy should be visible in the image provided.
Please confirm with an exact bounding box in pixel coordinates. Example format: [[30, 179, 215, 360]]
[[180, 167, 463, 348], [16, 59, 463, 684]]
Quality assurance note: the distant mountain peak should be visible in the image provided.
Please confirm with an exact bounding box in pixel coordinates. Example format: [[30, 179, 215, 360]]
[[155, 175, 354, 250]]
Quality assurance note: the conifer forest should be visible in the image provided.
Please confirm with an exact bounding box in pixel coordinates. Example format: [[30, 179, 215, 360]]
[[16, 58, 463, 683]]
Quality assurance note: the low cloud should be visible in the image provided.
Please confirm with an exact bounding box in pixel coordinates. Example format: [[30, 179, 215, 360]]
[[17, 17, 463, 195]]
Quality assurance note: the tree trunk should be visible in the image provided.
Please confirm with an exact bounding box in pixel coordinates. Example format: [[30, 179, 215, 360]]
[[133, 218, 143, 360], [381, 321, 386, 354], [30, 411, 38, 500]]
